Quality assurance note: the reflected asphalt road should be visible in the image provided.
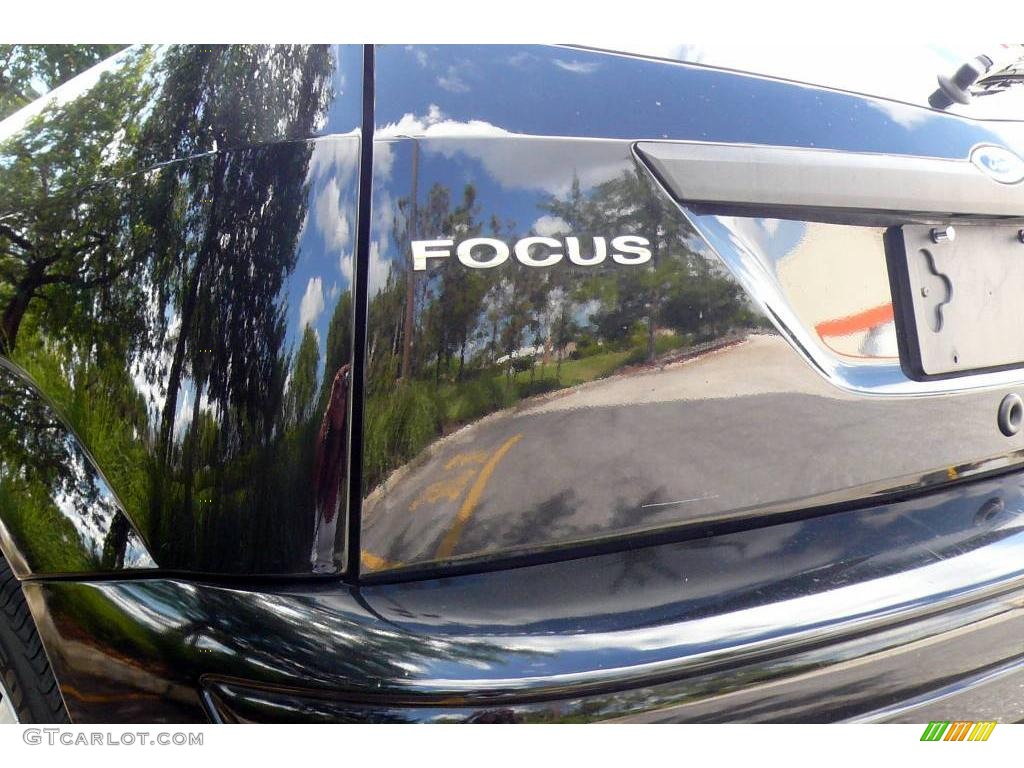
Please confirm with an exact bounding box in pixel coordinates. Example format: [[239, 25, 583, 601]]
[[361, 335, 1021, 571]]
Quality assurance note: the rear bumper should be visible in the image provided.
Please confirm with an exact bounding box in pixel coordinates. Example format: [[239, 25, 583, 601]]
[[21, 466, 1024, 723], [202, 598, 1024, 724]]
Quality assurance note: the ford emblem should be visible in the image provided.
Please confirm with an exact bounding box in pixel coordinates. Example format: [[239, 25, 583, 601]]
[[970, 144, 1024, 185]]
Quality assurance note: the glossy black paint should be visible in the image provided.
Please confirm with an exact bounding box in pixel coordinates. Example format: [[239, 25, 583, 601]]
[[0, 46, 362, 575], [24, 468, 1024, 722], [357, 45, 1024, 576], [7, 44, 1024, 724], [374, 45, 1020, 155], [0, 360, 154, 577], [358, 136, 775, 573], [6, 43, 1024, 580]]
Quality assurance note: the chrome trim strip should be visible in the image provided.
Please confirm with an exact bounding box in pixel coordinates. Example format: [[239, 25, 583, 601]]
[[636, 140, 1024, 216], [632, 143, 1024, 395]]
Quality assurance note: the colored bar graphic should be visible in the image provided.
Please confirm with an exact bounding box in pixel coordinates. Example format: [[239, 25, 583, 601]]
[[921, 721, 950, 741], [920, 721, 996, 742], [945, 721, 971, 741]]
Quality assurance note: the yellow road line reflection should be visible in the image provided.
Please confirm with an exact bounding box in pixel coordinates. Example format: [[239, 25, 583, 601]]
[[409, 468, 476, 511], [434, 433, 523, 560], [361, 550, 402, 571], [444, 451, 490, 470]]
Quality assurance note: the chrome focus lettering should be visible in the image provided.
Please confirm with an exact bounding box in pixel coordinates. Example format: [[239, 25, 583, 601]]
[[457, 237, 510, 269], [566, 236, 606, 266], [410, 239, 454, 270], [611, 235, 653, 265], [411, 236, 651, 270], [514, 236, 563, 267]]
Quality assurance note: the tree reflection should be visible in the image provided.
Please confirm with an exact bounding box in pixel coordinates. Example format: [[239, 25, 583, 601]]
[[0, 47, 156, 356], [0, 45, 348, 572], [0, 45, 126, 120], [0, 365, 149, 572], [362, 162, 767, 496]]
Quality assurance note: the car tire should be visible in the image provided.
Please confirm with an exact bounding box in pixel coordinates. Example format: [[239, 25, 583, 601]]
[[0, 553, 68, 723]]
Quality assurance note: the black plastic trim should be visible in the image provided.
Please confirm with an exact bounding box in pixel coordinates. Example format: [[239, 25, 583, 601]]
[[346, 44, 375, 579]]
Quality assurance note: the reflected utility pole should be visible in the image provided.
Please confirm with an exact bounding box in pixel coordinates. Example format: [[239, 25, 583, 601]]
[[400, 139, 419, 381]]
